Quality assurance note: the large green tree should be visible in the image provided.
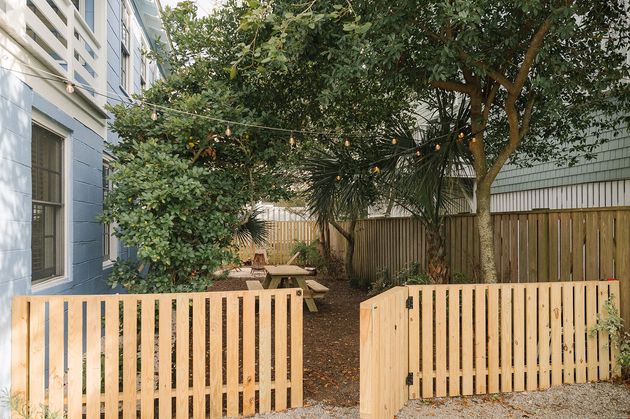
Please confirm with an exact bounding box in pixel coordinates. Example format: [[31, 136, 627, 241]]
[[236, 0, 630, 283], [103, 2, 295, 292]]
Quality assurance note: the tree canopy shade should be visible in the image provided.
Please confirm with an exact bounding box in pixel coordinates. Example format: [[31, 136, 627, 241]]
[[237, 0, 630, 282], [103, 2, 296, 292]]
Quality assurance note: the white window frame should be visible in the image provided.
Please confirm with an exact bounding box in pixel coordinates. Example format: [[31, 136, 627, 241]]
[[102, 156, 119, 268], [31, 112, 72, 292], [120, 0, 131, 93]]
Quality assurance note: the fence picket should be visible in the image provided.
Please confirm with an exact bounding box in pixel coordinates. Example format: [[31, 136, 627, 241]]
[[104, 299, 119, 418], [158, 297, 173, 418], [461, 287, 474, 396], [48, 299, 64, 415], [500, 285, 512, 392], [176, 295, 190, 419], [259, 293, 272, 413], [67, 300, 83, 419], [598, 285, 610, 380], [226, 295, 240, 416], [513, 286, 525, 391], [86, 299, 101, 418], [525, 285, 537, 391], [574, 284, 587, 383], [435, 287, 447, 397], [275, 292, 289, 410], [209, 294, 223, 419], [487, 286, 500, 393], [243, 293, 256, 415], [550, 283, 563, 386], [448, 287, 461, 396], [291, 290, 304, 408], [474, 285, 487, 394], [563, 283, 575, 384], [538, 284, 550, 390], [141, 298, 156, 418]]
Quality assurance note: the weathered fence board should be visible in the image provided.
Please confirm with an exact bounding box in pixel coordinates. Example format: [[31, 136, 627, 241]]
[[11, 289, 303, 419], [360, 280, 621, 419]]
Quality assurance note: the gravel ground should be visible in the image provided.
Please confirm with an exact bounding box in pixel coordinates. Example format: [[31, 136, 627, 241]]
[[252, 382, 630, 418]]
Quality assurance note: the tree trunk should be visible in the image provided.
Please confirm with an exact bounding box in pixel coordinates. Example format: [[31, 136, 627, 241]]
[[476, 181, 498, 283], [426, 224, 449, 284], [330, 218, 357, 284]]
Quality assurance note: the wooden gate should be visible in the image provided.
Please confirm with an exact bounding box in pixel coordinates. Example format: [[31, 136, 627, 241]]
[[11, 288, 303, 418], [360, 281, 621, 419]]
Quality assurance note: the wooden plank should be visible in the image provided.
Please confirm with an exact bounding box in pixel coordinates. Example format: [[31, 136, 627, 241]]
[[435, 287, 447, 397], [67, 300, 83, 419], [242, 293, 256, 416], [209, 294, 223, 419], [487, 286, 500, 393], [290, 290, 303, 409], [538, 213, 549, 281], [141, 298, 155, 418], [122, 299, 138, 419], [275, 292, 289, 411], [538, 284, 551, 390], [585, 213, 599, 280], [562, 283, 575, 384], [158, 297, 173, 418], [525, 284, 537, 391], [48, 299, 64, 415], [597, 285, 610, 380], [518, 214, 528, 282], [550, 283, 563, 386], [104, 299, 119, 418], [474, 285, 487, 394], [559, 214, 572, 280], [259, 293, 272, 413], [609, 282, 621, 376], [585, 283, 598, 381], [500, 285, 512, 392], [408, 287, 420, 400], [86, 299, 101, 418], [448, 287, 460, 396], [360, 299, 377, 417], [548, 213, 560, 281], [599, 212, 614, 279], [616, 211, 630, 325], [513, 286, 525, 391], [572, 214, 584, 281], [11, 298, 29, 412], [461, 286, 473, 395], [175, 295, 190, 419], [509, 215, 519, 282], [192, 295, 205, 418], [527, 216, 538, 281], [574, 284, 587, 383], [226, 295, 239, 417], [28, 300, 45, 411], [421, 286, 434, 398]]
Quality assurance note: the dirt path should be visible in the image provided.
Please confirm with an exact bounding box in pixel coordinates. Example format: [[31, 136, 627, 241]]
[[208, 273, 369, 406]]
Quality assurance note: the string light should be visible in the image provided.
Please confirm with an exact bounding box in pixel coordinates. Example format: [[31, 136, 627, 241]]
[[344, 138, 351, 147], [372, 166, 381, 174], [471, 137, 477, 144], [289, 133, 296, 146], [335, 175, 342, 181], [391, 137, 397, 145], [225, 125, 232, 136], [150, 108, 158, 121], [0, 62, 480, 147], [457, 132, 465, 141], [415, 149, 421, 157], [435, 143, 441, 151]]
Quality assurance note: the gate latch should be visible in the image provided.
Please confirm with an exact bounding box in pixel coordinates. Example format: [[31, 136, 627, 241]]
[[405, 296, 413, 310], [406, 373, 413, 386]]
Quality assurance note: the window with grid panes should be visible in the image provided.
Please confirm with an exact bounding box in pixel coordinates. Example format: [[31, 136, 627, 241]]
[[102, 160, 111, 261], [121, 1, 130, 91], [31, 124, 64, 282]]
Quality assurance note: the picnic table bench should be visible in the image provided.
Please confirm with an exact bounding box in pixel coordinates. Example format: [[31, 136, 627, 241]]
[[246, 265, 329, 312]]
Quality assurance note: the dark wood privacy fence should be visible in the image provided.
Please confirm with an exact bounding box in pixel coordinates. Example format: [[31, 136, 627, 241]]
[[12, 288, 303, 419], [329, 207, 630, 321]]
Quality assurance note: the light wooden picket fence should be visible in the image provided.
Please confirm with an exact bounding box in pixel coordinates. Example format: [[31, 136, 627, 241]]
[[360, 280, 621, 419], [11, 288, 303, 419]]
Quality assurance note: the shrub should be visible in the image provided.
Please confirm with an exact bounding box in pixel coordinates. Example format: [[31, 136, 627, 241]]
[[591, 297, 630, 377]]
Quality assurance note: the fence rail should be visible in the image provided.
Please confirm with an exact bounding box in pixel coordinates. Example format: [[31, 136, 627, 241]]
[[12, 288, 303, 418], [360, 281, 621, 419]]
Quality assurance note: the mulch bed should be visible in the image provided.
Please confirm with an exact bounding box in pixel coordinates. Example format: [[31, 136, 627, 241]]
[[207, 274, 369, 406]]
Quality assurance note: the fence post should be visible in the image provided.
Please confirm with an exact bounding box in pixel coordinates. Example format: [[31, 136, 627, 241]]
[[11, 297, 29, 412]]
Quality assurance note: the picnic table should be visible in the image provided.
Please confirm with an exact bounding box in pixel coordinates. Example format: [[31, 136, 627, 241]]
[[258, 264, 329, 312]]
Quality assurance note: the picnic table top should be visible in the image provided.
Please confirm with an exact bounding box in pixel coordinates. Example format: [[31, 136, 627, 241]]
[[264, 264, 310, 276]]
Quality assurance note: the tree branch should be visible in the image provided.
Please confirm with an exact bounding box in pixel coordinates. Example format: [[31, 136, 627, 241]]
[[512, 15, 556, 94], [430, 80, 475, 95]]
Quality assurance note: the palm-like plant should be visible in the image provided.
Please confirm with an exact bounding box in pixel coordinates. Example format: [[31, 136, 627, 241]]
[[234, 207, 271, 248], [377, 92, 472, 283], [303, 145, 380, 284]]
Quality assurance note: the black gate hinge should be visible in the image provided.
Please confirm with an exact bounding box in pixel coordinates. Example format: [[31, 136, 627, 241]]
[[405, 296, 413, 309], [406, 373, 413, 386]]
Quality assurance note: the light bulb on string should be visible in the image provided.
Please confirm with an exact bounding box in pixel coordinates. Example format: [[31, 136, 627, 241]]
[[65, 82, 75, 94], [335, 175, 342, 182], [471, 137, 477, 144], [344, 138, 351, 147], [457, 132, 465, 141], [391, 137, 397, 145], [225, 125, 232, 136], [435, 143, 441, 151], [150, 108, 158, 121], [289, 133, 296, 147], [372, 166, 381, 174], [415, 149, 421, 157]]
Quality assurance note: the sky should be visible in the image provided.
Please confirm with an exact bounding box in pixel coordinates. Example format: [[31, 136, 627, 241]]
[[160, 0, 223, 16]]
